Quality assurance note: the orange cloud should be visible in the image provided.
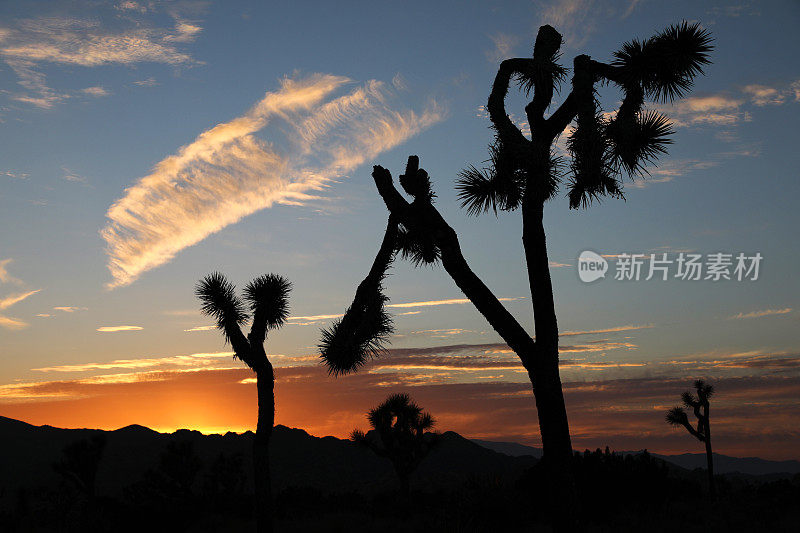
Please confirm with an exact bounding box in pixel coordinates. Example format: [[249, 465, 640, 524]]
[[96, 325, 143, 332], [101, 74, 443, 288]]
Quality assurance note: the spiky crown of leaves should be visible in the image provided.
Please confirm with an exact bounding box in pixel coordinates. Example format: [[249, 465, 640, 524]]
[[457, 21, 712, 213]]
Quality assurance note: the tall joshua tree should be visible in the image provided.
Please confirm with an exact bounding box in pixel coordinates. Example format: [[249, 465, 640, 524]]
[[666, 379, 716, 498], [196, 272, 290, 533], [351, 393, 437, 504], [320, 23, 712, 486]]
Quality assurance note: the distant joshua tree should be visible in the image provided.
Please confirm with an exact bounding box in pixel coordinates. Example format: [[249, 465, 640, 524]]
[[53, 434, 107, 499], [351, 393, 437, 504], [196, 272, 291, 533], [666, 379, 716, 498], [320, 22, 712, 512]]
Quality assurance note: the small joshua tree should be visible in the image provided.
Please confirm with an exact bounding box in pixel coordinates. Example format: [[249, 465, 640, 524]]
[[53, 434, 107, 499], [351, 393, 437, 504], [196, 272, 291, 533], [666, 379, 716, 498]]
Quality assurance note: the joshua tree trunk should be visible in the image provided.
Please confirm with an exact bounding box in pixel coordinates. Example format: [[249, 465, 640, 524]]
[[254, 368, 274, 533], [399, 470, 411, 512], [704, 409, 715, 500], [523, 201, 573, 464]]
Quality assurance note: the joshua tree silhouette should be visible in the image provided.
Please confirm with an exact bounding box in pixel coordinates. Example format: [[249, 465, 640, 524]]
[[196, 272, 291, 533], [320, 22, 712, 514], [351, 393, 437, 505], [53, 434, 107, 499], [666, 379, 717, 498]]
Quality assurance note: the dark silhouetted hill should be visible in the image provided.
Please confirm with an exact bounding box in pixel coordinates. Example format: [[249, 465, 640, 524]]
[[469, 436, 800, 477], [0, 416, 535, 498]]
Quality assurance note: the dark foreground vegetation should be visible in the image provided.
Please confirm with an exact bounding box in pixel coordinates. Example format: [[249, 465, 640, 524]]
[[1, 416, 797, 532]]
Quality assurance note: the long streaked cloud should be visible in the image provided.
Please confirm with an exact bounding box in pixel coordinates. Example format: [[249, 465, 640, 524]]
[[0, 289, 41, 330], [730, 308, 792, 320], [0, 289, 40, 310], [560, 324, 653, 337], [53, 306, 87, 313], [184, 325, 216, 332], [284, 297, 523, 325], [101, 74, 443, 288], [33, 351, 234, 373], [96, 325, 143, 332], [387, 297, 522, 309]]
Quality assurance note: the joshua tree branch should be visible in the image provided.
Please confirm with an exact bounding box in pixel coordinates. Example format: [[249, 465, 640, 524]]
[[372, 163, 538, 368], [543, 57, 628, 141], [487, 58, 533, 145], [226, 324, 257, 370], [367, 215, 399, 282], [681, 420, 704, 441]]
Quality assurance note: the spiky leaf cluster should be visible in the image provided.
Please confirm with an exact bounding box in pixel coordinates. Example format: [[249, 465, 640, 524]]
[[361, 393, 436, 446], [395, 223, 440, 266], [515, 54, 567, 96], [244, 274, 292, 331], [694, 379, 714, 400], [567, 101, 623, 209], [456, 140, 561, 215], [612, 22, 713, 103], [319, 282, 394, 376], [196, 272, 248, 344], [665, 406, 689, 427], [607, 110, 674, 176], [516, 23, 567, 95]]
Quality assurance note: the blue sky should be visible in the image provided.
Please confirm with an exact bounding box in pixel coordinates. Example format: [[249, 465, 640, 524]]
[[1, 0, 799, 458]]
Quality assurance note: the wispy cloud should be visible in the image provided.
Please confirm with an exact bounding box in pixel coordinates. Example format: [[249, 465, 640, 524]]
[[53, 306, 87, 312], [387, 297, 521, 309], [742, 84, 787, 106], [33, 351, 233, 373], [730, 308, 792, 320], [627, 159, 719, 188], [657, 94, 745, 128], [0, 289, 41, 310], [133, 77, 158, 87], [0, 7, 202, 108], [61, 167, 89, 184], [560, 324, 653, 337], [101, 74, 443, 288], [80, 86, 110, 97], [410, 328, 475, 338], [288, 313, 344, 321], [537, 0, 640, 47], [0, 288, 41, 330], [184, 325, 216, 332], [2, 171, 30, 180], [0, 316, 29, 329], [96, 325, 143, 332], [486, 32, 520, 63], [0, 258, 22, 285], [655, 81, 799, 131]]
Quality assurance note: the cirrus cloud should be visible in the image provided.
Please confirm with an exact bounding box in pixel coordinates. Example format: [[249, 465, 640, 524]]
[[101, 73, 444, 288], [96, 325, 143, 332]]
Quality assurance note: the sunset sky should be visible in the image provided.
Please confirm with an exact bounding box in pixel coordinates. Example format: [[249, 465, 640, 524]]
[[1, 0, 799, 460]]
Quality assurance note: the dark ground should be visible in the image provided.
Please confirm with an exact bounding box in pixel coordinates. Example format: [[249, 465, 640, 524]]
[[1, 416, 797, 532]]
